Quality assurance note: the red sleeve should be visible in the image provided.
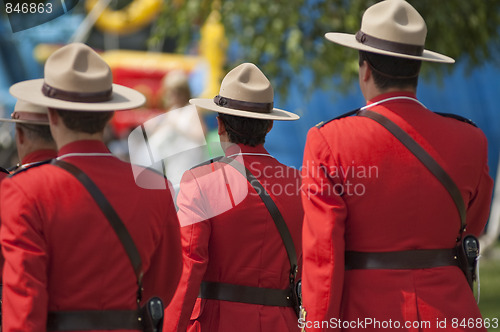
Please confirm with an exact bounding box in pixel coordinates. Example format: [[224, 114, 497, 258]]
[[465, 133, 494, 237], [1, 178, 49, 332], [163, 170, 211, 332], [0, 174, 7, 282], [141, 188, 182, 307], [300, 128, 347, 331]]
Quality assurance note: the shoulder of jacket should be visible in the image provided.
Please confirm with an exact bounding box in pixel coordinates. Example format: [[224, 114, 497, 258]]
[[8, 159, 52, 178], [315, 108, 360, 129], [190, 156, 224, 170], [434, 112, 477, 127]]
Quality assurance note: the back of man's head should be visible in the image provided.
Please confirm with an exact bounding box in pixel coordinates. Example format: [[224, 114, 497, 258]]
[[161, 70, 191, 109], [218, 113, 272, 147], [16, 122, 54, 144], [359, 51, 422, 90], [53, 109, 114, 134]]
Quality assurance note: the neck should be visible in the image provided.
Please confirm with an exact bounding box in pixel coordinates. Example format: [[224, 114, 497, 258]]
[[54, 131, 104, 150], [365, 86, 416, 102], [17, 139, 57, 163]]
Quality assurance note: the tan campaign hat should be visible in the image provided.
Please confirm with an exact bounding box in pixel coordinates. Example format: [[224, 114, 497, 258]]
[[9, 43, 146, 111], [325, 0, 454, 63], [0, 100, 49, 125], [190, 63, 299, 121]]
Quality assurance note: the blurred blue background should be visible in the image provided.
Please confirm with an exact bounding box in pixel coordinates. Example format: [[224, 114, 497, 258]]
[[0, 8, 499, 182]]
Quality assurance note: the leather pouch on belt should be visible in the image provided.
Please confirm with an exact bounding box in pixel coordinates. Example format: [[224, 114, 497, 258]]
[[455, 235, 480, 290]]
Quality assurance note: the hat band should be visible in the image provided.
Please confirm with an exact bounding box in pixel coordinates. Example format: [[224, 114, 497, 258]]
[[355, 31, 424, 56], [12, 111, 49, 123], [42, 83, 113, 103], [214, 95, 273, 114]]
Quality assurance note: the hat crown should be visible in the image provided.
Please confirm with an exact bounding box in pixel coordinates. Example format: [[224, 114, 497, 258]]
[[219, 63, 273, 103], [44, 43, 113, 93], [14, 100, 48, 115], [361, 0, 426, 46]]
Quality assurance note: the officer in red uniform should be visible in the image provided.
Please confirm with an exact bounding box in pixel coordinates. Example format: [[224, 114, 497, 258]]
[[1, 100, 57, 171], [164, 63, 303, 332], [0, 101, 57, 288], [2, 43, 182, 331], [300, 1, 494, 331]]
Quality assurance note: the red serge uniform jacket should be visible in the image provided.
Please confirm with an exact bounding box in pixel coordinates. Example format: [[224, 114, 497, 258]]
[[0, 149, 57, 284], [0, 140, 182, 332], [164, 144, 303, 332], [301, 92, 494, 331], [19, 149, 58, 169]]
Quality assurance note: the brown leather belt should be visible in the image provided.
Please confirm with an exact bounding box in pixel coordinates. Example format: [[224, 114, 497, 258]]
[[46, 310, 142, 331], [199, 281, 293, 307], [345, 248, 459, 270]]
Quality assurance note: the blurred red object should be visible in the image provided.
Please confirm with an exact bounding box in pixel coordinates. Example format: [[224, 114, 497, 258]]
[[110, 67, 166, 138]]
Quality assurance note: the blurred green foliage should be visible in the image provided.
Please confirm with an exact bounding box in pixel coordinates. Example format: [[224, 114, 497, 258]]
[[478, 244, 500, 332], [150, 0, 500, 96]]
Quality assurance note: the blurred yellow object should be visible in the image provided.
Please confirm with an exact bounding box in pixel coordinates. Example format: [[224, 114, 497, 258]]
[[33, 44, 63, 63], [85, 0, 162, 35], [199, 9, 227, 98], [101, 50, 203, 72]]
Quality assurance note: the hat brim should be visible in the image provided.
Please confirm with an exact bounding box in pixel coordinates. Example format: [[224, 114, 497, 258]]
[[190, 98, 300, 121], [0, 118, 49, 126], [325, 32, 455, 64], [9, 79, 146, 111]]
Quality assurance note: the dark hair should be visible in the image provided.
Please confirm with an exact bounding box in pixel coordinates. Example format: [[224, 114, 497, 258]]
[[16, 123, 54, 143], [54, 109, 114, 134], [218, 113, 272, 147], [358, 51, 422, 90]]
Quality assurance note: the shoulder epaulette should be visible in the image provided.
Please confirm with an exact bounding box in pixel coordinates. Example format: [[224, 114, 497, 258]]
[[8, 159, 53, 177], [190, 156, 224, 170], [315, 108, 361, 129], [0, 166, 9, 175], [435, 112, 477, 127]]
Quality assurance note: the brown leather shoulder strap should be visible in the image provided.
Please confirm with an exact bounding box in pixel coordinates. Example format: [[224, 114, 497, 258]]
[[358, 110, 467, 237], [51, 159, 143, 291], [217, 157, 298, 277]]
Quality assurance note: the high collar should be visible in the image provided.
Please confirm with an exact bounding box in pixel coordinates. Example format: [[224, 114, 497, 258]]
[[367, 91, 418, 105], [21, 149, 58, 165], [224, 144, 270, 157], [58, 140, 110, 157]]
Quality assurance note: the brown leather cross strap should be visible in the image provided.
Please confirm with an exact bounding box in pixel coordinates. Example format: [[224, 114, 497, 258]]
[[345, 249, 459, 270], [200, 282, 293, 307], [217, 157, 298, 275], [198, 156, 297, 307], [344, 110, 469, 271], [52, 160, 143, 281], [358, 110, 467, 234], [49, 160, 143, 330], [46, 310, 141, 331]]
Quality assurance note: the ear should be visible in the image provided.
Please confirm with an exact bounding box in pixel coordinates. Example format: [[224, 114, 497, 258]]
[[48, 108, 59, 126], [267, 121, 274, 133], [217, 116, 226, 136], [361, 60, 372, 83], [15, 125, 25, 144]]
